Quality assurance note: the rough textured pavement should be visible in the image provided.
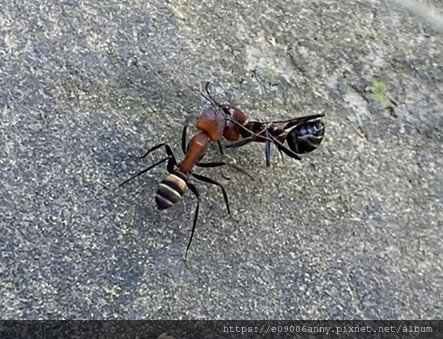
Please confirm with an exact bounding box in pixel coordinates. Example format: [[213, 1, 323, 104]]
[[1, 0, 442, 319]]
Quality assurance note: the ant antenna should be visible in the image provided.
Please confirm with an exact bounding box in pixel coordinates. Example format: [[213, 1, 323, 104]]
[[200, 82, 222, 108]]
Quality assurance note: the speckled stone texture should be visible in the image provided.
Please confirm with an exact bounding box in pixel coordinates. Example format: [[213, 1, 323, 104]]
[[1, 0, 441, 319]]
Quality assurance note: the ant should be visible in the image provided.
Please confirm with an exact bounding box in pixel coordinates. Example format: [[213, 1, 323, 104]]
[[118, 83, 272, 260], [119, 82, 325, 259]]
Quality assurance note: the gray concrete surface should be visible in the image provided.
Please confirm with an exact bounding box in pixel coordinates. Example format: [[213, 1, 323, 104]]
[[1, 0, 442, 319]]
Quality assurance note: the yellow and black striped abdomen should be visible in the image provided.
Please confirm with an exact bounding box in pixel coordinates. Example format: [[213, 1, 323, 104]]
[[155, 171, 188, 210]]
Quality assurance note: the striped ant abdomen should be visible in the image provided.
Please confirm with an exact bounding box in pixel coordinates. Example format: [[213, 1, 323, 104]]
[[155, 170, 188, 210]]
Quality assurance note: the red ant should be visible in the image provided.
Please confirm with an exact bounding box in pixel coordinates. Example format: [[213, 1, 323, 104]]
[[119, 83, 270, 260], [119, 83, 325, 259]]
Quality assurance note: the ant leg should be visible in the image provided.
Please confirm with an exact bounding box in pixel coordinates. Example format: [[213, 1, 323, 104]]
[[269, 134, 301, 161], [191, 173, 230, 214], [217, 141, 224, 155], [139, 143, 176, 162], [181, 119, 189, 154], [277, 147, 285, 164], [265, 130, 271, 167], [138, 143, 178, 173], [185, 183, 200, 261], [195, 161, 229, 180], [198, 160, 252, 180], [224, 162, 253, 180], [118, 156, 173, 187], [225, 137, 253, 149], [196, 162, 226, 168], [120, 143, 178, 187]]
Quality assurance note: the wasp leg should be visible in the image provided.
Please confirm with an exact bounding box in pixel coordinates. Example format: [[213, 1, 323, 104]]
[[269, 134, 301, 161]]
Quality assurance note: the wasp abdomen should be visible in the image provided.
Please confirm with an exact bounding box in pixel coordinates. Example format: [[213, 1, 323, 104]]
[[155, 171, 188, 210], [287, 121, 325, 154]]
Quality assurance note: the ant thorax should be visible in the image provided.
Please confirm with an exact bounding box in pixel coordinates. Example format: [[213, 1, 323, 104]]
[[196, 106, 225, 141]]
